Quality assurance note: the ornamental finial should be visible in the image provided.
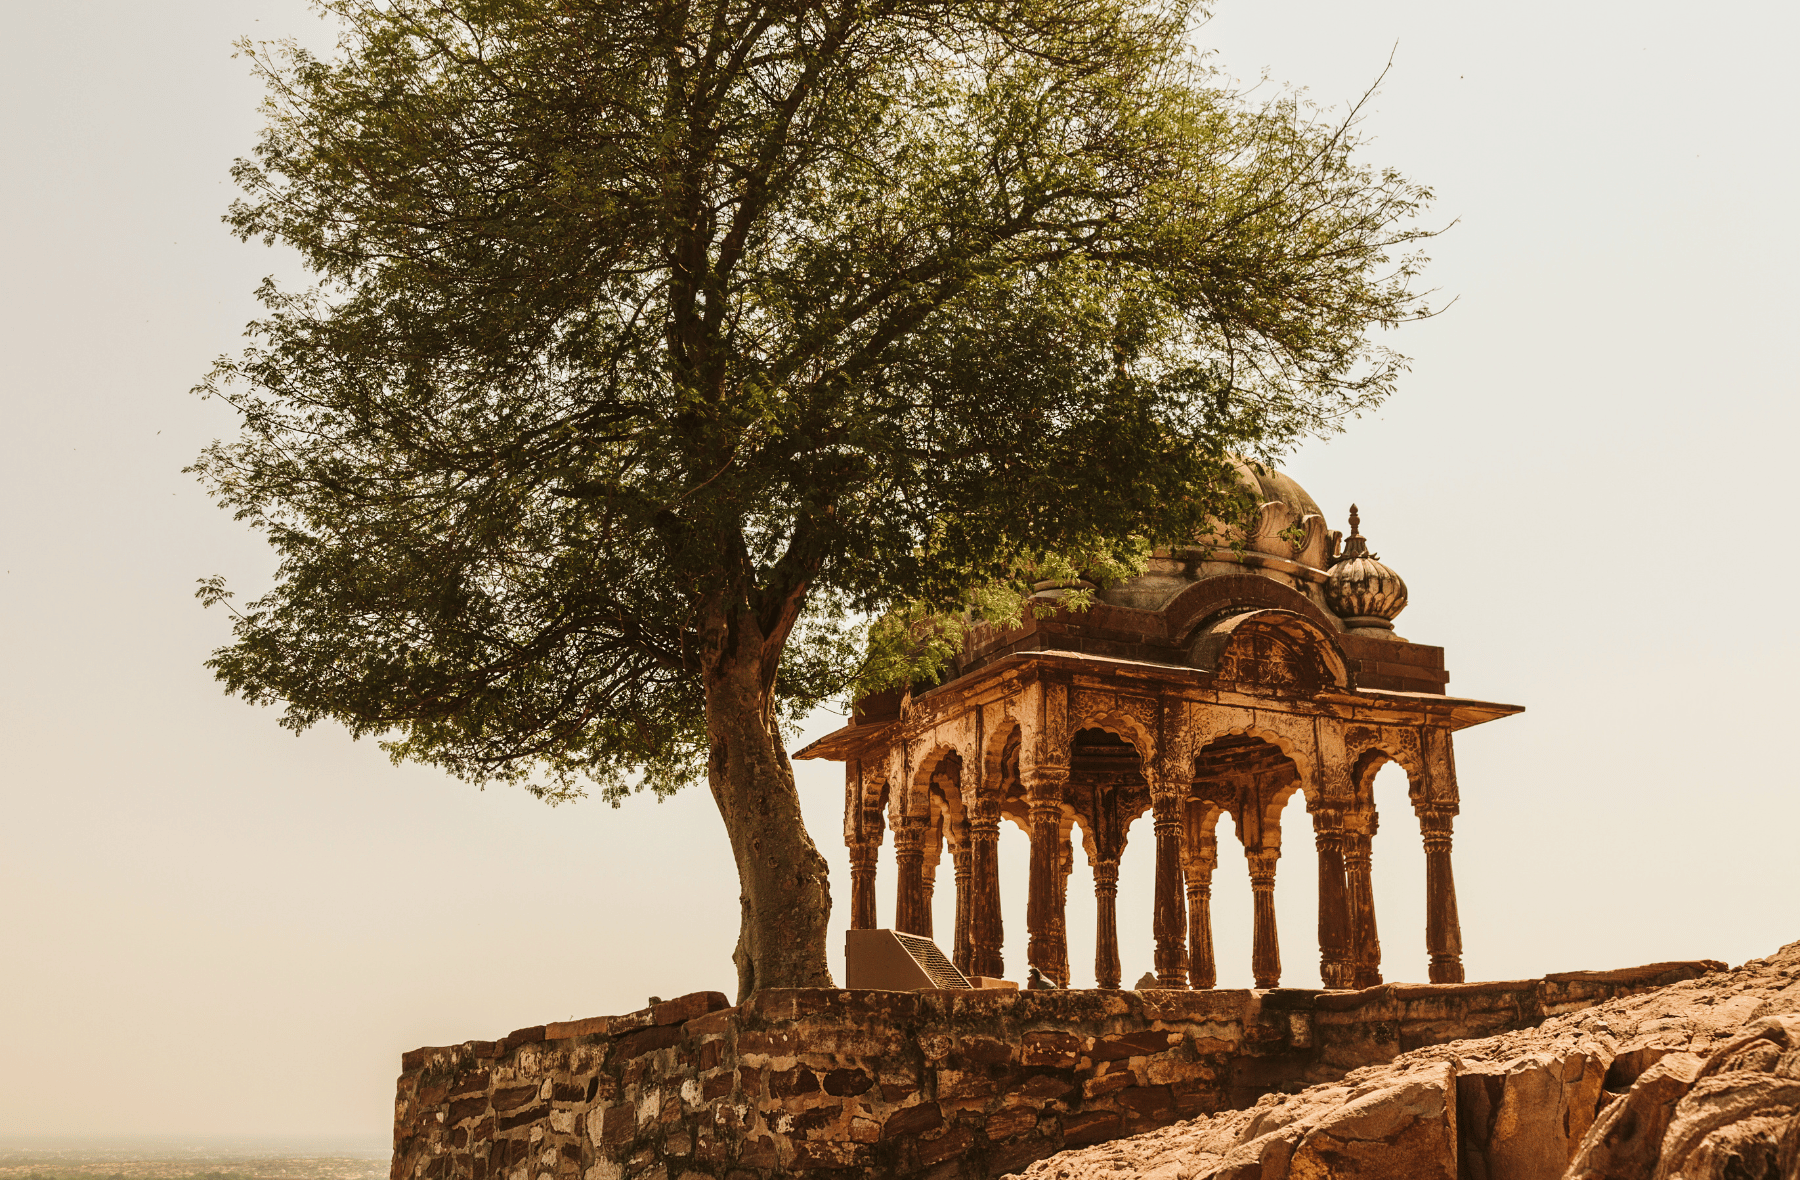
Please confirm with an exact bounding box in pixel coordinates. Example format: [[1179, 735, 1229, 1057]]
[[1340, 503, 1371, 560]]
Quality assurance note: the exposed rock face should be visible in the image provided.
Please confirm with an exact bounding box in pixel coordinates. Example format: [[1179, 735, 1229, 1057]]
[[1008, 941, 1800, 1180]]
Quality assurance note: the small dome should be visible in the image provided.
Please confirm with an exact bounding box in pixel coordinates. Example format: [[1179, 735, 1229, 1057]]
[[1325, 505, 1408, 632]]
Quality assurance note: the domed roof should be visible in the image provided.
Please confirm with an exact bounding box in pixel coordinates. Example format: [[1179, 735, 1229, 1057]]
[[1094, 457, 1337, 612], [1229, 456, 1325, 525]]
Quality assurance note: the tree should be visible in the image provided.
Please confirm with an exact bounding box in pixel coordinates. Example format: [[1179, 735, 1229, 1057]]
[[194, 0, 1435, 996]]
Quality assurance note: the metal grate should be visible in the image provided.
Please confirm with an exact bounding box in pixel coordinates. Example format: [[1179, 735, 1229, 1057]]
[[893, 932, 973, 989]]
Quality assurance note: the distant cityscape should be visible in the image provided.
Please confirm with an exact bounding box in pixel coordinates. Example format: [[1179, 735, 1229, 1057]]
[[0, 1141, 386, 1180]]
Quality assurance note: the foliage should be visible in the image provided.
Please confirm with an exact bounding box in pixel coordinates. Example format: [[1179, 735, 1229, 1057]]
[[193, 0, 1437, 809]]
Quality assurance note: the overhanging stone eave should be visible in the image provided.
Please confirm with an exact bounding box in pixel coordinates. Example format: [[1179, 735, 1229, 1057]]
[[792, 721, 897, 761], [1337, 687, 1526, 731], [792, 650, 1524, 761]]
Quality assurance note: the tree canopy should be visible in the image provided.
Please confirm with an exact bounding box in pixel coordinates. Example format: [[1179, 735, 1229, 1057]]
[[195, 0, 1436, 994]]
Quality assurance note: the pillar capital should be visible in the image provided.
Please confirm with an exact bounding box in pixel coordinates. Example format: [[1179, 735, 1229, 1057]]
[[1026, 765, 1068, 803], [1310, 804, 1346, 831], [892, 821, 927, 853], [1418, 806, 1456, 852]]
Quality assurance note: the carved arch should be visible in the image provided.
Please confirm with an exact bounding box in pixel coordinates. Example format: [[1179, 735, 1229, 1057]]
[[1184, 713, 1322, 805], [1189, 609, 1350, 694], [1069, 691, 1159, 770], [899, 742, 960, 822], [1342, 724, 1428, 812]]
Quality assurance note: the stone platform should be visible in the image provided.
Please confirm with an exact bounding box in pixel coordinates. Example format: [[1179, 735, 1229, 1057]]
[[389, 962, 1718, 1180]]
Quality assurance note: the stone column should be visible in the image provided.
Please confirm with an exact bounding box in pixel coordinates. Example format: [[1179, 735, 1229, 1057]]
[[1312, 806, 1354, 988], [893, 822, 928, 936], [1184, 832, 1218, 990], [950, 828, 973, 975], [918, 815, 943, 940], [1093, 858, 1121, 989], [1420, 807, 1465, 983], [1248, 846, 1281, 989], [1153, 794, 1189, 988], [1047, 825, 1073, 986], [968, 812, 1004, 979], [1026, 798, 1066, 981], [1345, 810, 1382, 988], [848, 839, 880, 931]]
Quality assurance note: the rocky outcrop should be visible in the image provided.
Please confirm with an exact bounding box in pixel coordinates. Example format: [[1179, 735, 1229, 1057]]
[[1009, 941, 1800, 1180]]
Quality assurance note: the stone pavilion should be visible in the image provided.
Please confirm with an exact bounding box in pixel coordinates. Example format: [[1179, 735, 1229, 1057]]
[[796, 461, 1522, 991]]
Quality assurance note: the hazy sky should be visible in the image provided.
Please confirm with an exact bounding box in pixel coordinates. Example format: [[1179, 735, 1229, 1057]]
[[2, 0, 1796, 1146]]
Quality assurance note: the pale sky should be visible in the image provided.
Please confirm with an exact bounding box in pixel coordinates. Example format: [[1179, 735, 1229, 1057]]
[[2, 0, 1795, 1146]]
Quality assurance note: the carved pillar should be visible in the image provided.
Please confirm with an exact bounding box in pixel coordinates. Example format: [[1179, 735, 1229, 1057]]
[[1184, 831, 1218, 990], [1048, 824, 1073, 986], [1420, 807, 1465, 983], [849, 840, 880, 930], [1093, 858, 1121, 989], [1152, 794, 1189, 988], [968, 812, 1004, 979], [917, 813, 943, 940], [1248, 846, 1281, 989], [894, 822, 928, 936], [1345, 810, 1382, 988], [1025, 797, 1066, 982], [846, 759, 883, 932], [1312, 806, 1354, 988], [950, 824, 973, 975]]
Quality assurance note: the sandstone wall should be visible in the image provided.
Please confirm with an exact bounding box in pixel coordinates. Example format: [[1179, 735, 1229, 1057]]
[[389, 963, 1713, 1180]]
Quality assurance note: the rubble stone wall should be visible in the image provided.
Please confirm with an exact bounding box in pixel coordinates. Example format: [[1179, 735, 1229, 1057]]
[[389, 963, 1714, 1180]]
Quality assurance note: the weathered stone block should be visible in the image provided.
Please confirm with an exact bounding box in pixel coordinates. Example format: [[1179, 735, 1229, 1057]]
[[1016, 1074, 1074, 1100], [546, 1016, 612, 1041], [601, 1105, 638, 1146], [1083, 1072, 1132, 1099], [616, 1025, 684, 1061], [1060, 1110, 1121, 1147], [503, 1026, 547, 1051], [1091, 1031, 1179, 1062], [915, 1126, 975, 1167], [883, 1102, 944, 1139], [933, 1067, 997, 1100], [986, 1107, 1038, 1141], [1022, 1032, 1081, 1068], [1118, 1085, 1175, 1119], [737, 1135, 778, 1167], [768, 1066, 820, 1098], [788, 1139, 865, 1169], [448, 1096, 489, 1124], [734, 1030, 799, 1061], [957, 1036, 1015, 1066], [652, 992, 731, 1028]]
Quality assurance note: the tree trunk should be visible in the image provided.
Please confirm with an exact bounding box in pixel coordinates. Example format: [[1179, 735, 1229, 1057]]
[[701, 597, 834, 1000]]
